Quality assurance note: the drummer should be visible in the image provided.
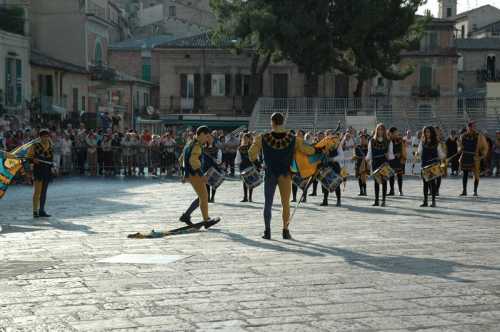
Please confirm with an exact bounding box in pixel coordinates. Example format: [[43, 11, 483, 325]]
[[249, 112, 315, 240], [354, 133, 369, 196], [459, 121, 489, 196], [317, 130, 344, 207], [178, 126, 217, 226], [388, 127, 407, 196], [235, 132, 254, 202], [366, 123, 394, 207], [417, 126, 446, 207]]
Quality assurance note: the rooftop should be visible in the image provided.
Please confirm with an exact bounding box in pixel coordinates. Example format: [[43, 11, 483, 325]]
[[109, 34, 175, 50], [453, 4, 500, 19], [455, 38, 500, 50], [154, 32, 235, 49], [30, 49, 88, 74]]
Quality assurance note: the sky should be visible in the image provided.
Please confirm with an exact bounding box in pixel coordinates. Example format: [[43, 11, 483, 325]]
[[417, 0, 500, 16]]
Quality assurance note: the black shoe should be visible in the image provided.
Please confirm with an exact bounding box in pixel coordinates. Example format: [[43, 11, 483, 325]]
[[301, 197, 307, 203], [39, 211, 51, 218], [420, 202, 428, 207], [430, 202, 436, 207], [336, 200, 341, 207], [387, 191, 395, 196], [33, 211, 40, 218], [179, 214, 193, 226], [460, 192, 467, 196], [309, 192, 317, 197], [473, 192, 478, 197], [400, 192, 404, 196], [262, 230, 271, 240], [372, 201, 379, 206], [381, 201, 386, 207], [204, 217, 221, 229], [320, 200, 328, 206], [283, 229, 292, 240], [241, 198, 248, 202], [436, 192, 440, 197], [291, 199, 297, 203], [358, 191, 363, 196]]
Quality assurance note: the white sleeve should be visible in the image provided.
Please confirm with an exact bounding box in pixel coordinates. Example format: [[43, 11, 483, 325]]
[[387, 142, 395, 160], [366, 141, 372, 161], [438, 144, 446, 160], [417, 142, 423, 157], [335, 146, 344, 163], [235, 149, 241, 165]]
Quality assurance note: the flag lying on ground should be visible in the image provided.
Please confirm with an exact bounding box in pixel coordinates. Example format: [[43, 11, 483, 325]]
[[0, 139, 38, 199]]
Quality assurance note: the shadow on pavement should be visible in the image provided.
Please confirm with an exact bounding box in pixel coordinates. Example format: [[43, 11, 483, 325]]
[[283, 239, 500, 283]]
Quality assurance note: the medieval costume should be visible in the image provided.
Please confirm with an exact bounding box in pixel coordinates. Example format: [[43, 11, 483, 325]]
[[236, 135, 254, 202], [388, 128, 407, 196], [249, 113, 315, 240], [354, 135, 369, 196], [446, 131, 459, 176], [459, 122, 489, 196], [27, 129, 53, 218], [318, 135, 344, 207], [418, 126, 446, 207]]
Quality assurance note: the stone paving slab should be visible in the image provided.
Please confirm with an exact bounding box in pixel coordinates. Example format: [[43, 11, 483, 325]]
[[0, 176, 499, 331]]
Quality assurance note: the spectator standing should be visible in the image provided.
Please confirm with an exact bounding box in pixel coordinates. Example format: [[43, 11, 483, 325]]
[[51, 131, 62, 176], [446, 130, 459, 176], [149, 135, 161, 176], [75, 124, 87, 175], [101, 133, 113, 176], [161, 132, 176, 176], [86, 131, 98, 176], [111, 132, 122, 176], [61, 134, 73, 175]]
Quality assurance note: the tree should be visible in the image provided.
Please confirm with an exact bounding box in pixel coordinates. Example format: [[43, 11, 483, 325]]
[[329, 0, 429, 97], [210, 0, 278, 106]]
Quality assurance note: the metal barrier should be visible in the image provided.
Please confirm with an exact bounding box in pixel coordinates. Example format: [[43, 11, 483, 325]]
[[250, 96, 500, 134]]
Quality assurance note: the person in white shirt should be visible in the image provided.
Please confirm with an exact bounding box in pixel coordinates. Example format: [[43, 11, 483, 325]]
[[416, 126, 446, 207], [366, 123, 394, 207]]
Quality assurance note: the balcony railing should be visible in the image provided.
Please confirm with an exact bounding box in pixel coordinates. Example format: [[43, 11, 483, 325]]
[[476, 69, 500, 83], [411, 85, 441, 98]]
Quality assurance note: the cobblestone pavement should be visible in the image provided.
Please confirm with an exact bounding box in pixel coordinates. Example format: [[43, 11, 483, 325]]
[[1, 176, 500, 332]]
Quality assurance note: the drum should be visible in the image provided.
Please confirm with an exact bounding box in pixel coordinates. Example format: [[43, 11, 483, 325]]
[[292, 173, 310, 190], [317, 167, 343, 193], [372, 163, 395, 185], [241, 166, 263, 189], [204, 167, 225, 188], [421, 162, 443, 182]]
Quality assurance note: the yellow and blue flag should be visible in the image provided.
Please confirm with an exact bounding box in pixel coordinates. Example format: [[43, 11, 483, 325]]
[[0, 139, 38, 199]]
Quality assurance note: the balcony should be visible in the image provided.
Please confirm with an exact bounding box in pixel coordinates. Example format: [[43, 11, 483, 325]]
[[411, 85, 441, 98], [476, 69, 500, 83]]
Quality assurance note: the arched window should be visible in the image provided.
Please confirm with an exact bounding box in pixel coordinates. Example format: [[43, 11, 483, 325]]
[[95, 41, 102, 65]]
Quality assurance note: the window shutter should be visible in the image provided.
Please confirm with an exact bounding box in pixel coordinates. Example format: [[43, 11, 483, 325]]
[[235, 73, 242, 96], [194, 73, 201, 97], [225, 74, 231, 96], [204, 73, 211, 96], [180, 74, 187, 98]]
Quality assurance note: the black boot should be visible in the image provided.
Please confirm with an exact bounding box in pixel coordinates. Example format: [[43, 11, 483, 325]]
[[420, 199, 428, 207], [179, 214, 193, 226], [474, 180, 479, 196], [362, 184, 367, 196], [283, 229, 292, 240], [33, 211, 40, 218], [39, 211, 51, 218], [242, 185, 248, 202], [431, 196, 436, 207], [358, 179, 363, 196], [336, 198, 341, 207], [388, 177, 395, 196], [210, 189, 216, 203], [381, 199, 386, 207], [320, 195, 328, 206], [249, 189, 253, 202], [262, 229, 271, 240]]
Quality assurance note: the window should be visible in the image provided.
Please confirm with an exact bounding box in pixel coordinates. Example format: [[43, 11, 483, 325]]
[[446, 7, 452, 18], [211, 74, 226, 97], [180, 74, 195, 98], [457, 53, 464, 71], [142, 57, 151, 81], [168, 6, 176, 17], [461, 25, 465, 38], [4, 58, 22, 106], [144, 92, 150, 107], [82, 95, 86, 112], [419, 65, 433, 89], [377, 77, 384, 87], [95, 41, 103, 65], [421, 32, 438, 51]]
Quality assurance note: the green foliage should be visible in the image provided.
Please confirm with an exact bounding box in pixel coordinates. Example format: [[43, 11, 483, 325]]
[[0, 6, 25, 36], [210, 0, 430, 97]]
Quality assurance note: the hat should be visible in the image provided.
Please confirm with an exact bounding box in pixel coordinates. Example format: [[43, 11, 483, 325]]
[[39, 128, 50, 136]]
